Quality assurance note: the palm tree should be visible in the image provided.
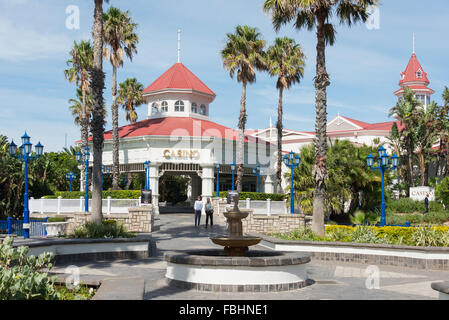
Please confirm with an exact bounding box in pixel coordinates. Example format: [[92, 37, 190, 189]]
[[89, 0, 108, 223], [103, 6, 139, 190], [221, 25, 267, 192], [389, 87, 421, 189], [117, 78, 145, 124], [436, 87, 449, 176], [263, 0, 378, 236], [266, 37, 306, 193], [64, 40, 93, 192], [415, 101, 438, 186]]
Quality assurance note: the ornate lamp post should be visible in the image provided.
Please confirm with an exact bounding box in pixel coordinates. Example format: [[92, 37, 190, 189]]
[[144, 161, 151, 190], [65, 171, 77, 192], [283, 151, 301, 214], [366, 145, 399, 227], [252, 165, 262, 193], [231, 163, 236, 191], [76, 146, 90, 212], [216, 163, 220, 197], [8, 133, 44, 239], [101, 165, 111, 191]]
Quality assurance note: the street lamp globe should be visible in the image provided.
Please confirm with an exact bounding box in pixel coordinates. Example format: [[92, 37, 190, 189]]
[[84, 148, 90, 162], [381, 153, 389, 167], [391, 154, 399, 168], [19, 145, 25, 156], [76, 152, 81, 162], [283, 156, 289, 166], [378, 145, 386, 157], [8, 140, 17, 156], [35, 142, 44, 156], [366, 153, 374, 167], [24, 142, 32, 155], [21, 132, 30, 145], [295, 154, 301, 166]]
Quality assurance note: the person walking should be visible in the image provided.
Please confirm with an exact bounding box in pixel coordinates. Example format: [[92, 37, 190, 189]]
[[205, 197, 214, 229], [424, 193, 429, 214], [194, 196, 203, 227]]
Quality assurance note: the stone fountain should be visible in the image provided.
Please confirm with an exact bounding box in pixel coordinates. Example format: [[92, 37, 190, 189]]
[[210, 193, 262, 256], [163, 192, 312, 292]]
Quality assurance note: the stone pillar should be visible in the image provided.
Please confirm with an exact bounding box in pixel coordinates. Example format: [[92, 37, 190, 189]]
[[149, 162, 161, 216], [264, 174, 275, 194]]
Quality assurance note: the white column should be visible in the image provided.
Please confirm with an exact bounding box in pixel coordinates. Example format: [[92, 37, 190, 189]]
[[79, 196, 83, 212], [149, 162, 161, 215], [264, 175, 275, 194], [267, 198, 272, 216], [201, 164, 215, 216], [40, 197, 44, 215], [30, 197, 34, 213], [57, 196, 62, 215], [246, 198, 251, 209], [107, 196, 111, 215]]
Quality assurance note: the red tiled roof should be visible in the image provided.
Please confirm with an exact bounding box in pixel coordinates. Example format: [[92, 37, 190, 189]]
[[143, 63, 216, 97], [89, 117, 269, 145], [399, 53, 430, 85], [338, 116, 371, 129]]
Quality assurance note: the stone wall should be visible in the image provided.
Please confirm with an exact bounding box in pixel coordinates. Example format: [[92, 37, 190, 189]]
[[242, 211, 311, 234], [30, 205, 153, 235]]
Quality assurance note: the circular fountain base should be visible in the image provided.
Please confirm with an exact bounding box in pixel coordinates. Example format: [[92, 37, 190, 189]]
[[164, 249, 312, 292]]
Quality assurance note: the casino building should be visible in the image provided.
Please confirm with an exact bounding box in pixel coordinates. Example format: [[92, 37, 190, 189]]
[[97, 62, 277, 214]]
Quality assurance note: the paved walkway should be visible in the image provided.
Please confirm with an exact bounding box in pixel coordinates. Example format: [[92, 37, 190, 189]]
[[51, 213, 449, 300]]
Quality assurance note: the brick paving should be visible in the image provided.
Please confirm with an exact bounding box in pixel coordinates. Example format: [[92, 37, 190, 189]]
[[51, 213, 449, 300]]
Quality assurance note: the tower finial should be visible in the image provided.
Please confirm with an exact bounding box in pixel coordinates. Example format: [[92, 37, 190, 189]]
[[177, 29, 181, 63], [413, 32, 415, 54]]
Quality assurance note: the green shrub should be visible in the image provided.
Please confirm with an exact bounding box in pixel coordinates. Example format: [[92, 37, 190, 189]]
[[349, 210, 380, 225], [0, 237, 59, 300], [213, 191, 287, 201], [386, 198, 445, 213], [410, 227, 449, 247], [47, 217, 67, 223], [436, 176, 449, 207], [68, 220, 134, 239]]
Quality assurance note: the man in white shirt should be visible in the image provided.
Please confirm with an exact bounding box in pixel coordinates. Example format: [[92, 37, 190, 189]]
[[193, 196, 203, 227]]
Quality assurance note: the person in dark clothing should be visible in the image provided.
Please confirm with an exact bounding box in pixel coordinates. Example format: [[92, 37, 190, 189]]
[[424, 194, 429, 214], [205, 197, 214, 228]]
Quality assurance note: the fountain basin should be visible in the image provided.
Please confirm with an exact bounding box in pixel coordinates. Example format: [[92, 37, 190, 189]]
[[164, 249, 312, 292]]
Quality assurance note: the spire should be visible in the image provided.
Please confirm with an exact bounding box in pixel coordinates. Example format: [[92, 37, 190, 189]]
[[177, 29, 181, 63], [269, 116, 273, 128], [413, 32, 415, 54]]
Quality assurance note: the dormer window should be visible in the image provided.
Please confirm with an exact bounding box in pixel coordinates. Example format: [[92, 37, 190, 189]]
[[161, 101, 168, 112], [401, 73, 405, 80], [200, 104, 207, 115], [417, 70, 422, 78], [175, 100, 184, 112], [151, 102, 159, 114], [191, 103, 198, 113]]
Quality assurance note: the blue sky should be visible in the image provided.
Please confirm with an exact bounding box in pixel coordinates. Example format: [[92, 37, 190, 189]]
[[1, 0, 448, 152]]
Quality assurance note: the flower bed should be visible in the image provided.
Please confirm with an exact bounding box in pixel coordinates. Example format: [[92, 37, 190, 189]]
[[271, 225, 449, 247]]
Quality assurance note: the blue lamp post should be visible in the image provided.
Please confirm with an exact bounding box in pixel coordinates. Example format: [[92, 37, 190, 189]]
[[216, 163, 220, 197], [65, 171, 77, 192], [230, 163, 236, 191], [144, 161, 151, 190], [76, 146, 90, 212], [101, 165, 111, 191], [8, 133, 44, 239], [252, 165, 262, 193], [283, 151, 301, 214], [366, 146, 399, 227]]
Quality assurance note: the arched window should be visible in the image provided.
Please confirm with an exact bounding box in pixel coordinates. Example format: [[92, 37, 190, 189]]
[[151, 102, 159, 114], [161, 101, 168, 112], [200, 104, 207, 115], [175, 100, 184, 112], [417, 70, 422, 78], [191, 103, 198, 113]]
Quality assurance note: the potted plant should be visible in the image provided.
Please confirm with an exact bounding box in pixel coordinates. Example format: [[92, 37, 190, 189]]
[[43, 217, 69, 237]]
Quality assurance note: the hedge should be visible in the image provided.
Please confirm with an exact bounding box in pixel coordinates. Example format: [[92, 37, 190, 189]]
[[386, 198, 445, 213], [44, 190, 142, 199], [213, 191, 287, 201]]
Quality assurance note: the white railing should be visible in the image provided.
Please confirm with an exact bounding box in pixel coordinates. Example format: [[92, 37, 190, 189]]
[[236, 198, 288, 216], [29, 197, 140, 215]]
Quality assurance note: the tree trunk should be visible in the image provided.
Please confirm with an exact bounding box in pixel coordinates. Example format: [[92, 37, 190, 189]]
[[276, 86, 284, 193], [408, 138, 415, 187], [236, 82, 247, 192], [80, 89, 88, 192], [89, 0, 105, 223], [419, 152, 425, 186], [111, 65, 120, 190], [311, 10, 330, 237]]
